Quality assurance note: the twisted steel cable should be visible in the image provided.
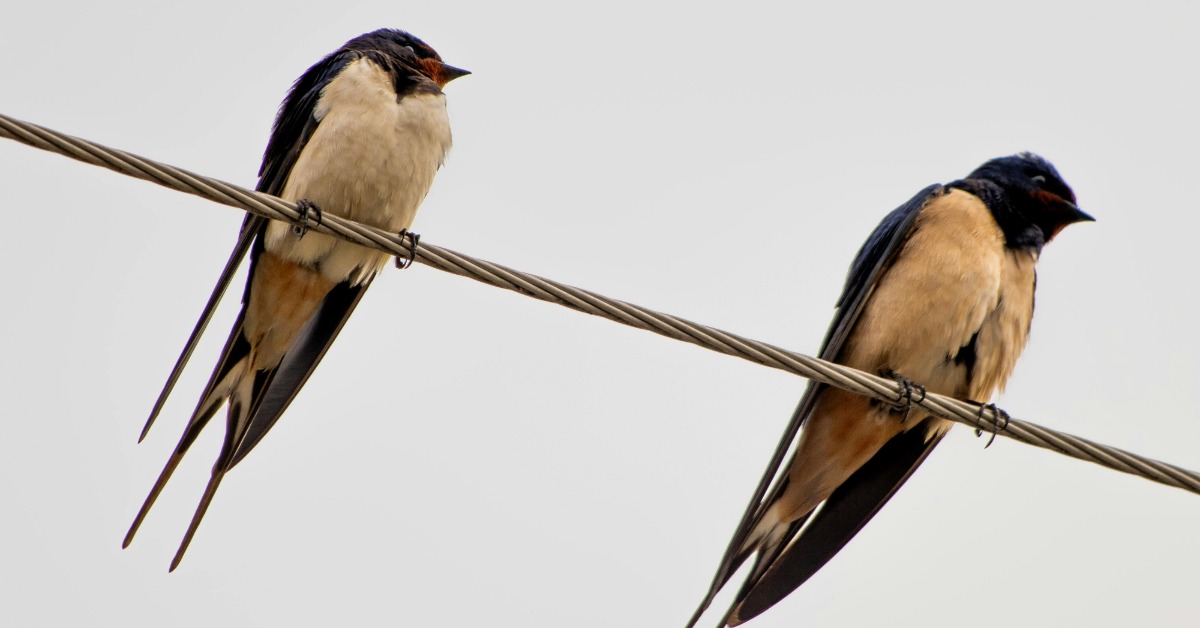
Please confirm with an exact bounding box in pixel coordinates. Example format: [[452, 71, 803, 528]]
[[2, 112, 1197, 496]]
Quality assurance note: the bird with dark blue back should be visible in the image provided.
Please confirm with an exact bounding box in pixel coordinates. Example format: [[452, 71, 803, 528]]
[[689, 152, 1093, 627], [125, 28, 469, 570]]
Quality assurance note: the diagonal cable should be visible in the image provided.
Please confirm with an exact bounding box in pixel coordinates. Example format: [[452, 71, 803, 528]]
[[2, 111, 1197, 496]]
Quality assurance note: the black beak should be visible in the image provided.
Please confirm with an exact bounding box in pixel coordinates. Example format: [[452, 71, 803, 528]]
[[439, 64, 471, 84], [1063, 200, 1095, 223]]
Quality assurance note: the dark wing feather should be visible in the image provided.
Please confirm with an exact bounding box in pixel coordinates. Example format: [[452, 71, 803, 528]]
[[226, 277, 373, 468], [257, 49, 360, 196], [128, 46, 363, 553], [159, 278, 372, 569], [687, 184, 943, 628], [146, 43, 363, 438], [729, 419, 947, 624], [157, 48, 381, 562], [138, 46, 359, 440]]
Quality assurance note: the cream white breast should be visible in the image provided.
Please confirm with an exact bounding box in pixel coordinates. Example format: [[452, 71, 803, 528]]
[[265, 56, 453, 284]]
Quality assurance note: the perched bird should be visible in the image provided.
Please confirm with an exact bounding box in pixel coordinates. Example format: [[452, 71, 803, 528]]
[[688, 153, 1093, 626], [124, 28, 469, 570]]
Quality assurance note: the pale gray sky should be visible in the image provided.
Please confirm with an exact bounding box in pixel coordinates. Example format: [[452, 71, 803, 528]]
[[2, 2, 1198, 627]]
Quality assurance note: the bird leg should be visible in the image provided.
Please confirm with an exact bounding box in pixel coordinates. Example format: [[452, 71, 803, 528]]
[[292, 199, 323, 238], [973, 402, 1010, 448], [395, 229, 421, 269], [881, 369, 926, 423]]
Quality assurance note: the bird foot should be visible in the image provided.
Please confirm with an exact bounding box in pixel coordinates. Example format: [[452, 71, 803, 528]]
[[395, 229, 421, 269], [293, 199, 322, 238], [973, 402, 1010, 448], [882, 369, 926, 422]]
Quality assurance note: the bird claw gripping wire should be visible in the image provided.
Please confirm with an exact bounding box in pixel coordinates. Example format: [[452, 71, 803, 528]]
[[883, 370, 926, 423], [293, 199, 322, 238], [395, 229, 421, 269], [974, 402, 1010, 448]]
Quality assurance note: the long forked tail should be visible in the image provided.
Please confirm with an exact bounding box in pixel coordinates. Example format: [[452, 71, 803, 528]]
[[169, 467, 228, 571], [140, 216, 265, 442], [721, 422, 947, 626], [123, 332, 249, 551], [123, 386, 230, 550], [687, 503, 812, 628]]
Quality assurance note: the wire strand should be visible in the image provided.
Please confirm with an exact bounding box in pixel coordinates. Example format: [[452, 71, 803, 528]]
[[2, 111, 1197, 495]]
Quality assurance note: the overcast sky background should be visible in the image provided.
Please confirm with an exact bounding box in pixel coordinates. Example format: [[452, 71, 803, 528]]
[[3, 2, 1199, 627]]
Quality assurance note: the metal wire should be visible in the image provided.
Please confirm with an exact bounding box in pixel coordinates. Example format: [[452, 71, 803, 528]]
[[3, 111, 1198, 495]]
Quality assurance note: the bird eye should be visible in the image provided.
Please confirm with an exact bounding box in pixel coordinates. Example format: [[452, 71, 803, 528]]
[[1031, 175, 1046, 185], [404, 45, 415, 53]]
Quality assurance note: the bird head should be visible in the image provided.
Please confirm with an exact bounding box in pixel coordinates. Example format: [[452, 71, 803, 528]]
[[965, 152, 1094, 244], [353, 28, 471, 88]]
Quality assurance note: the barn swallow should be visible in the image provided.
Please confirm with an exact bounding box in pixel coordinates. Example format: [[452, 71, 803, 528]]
[[123, 28, 468, 570], [688, 153, 1093, 626]]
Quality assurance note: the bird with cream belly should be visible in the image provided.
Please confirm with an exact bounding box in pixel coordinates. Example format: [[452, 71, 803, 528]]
[[690, 153, 1093, 627], [124, 28, 468, 571]]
